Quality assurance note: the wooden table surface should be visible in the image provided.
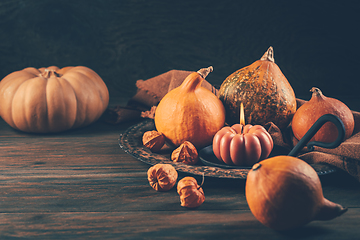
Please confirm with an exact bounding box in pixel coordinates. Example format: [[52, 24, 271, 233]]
[[1, 101, 360, 240]]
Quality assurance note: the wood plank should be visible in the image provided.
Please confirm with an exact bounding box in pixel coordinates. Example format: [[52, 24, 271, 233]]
[[0, 108, 358, 239], [0, 163, 359, 212], [1, 209, 360, 239]]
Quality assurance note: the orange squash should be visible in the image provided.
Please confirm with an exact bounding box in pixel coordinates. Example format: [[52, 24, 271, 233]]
[[218, 47, 296, 129], [154, 67, 225, 149], [246, 156, 347, 230], [0, 66, 109, 133], [292, 87, 354, 143]]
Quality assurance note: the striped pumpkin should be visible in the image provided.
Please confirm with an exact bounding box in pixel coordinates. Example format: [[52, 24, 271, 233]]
[[0, 66, 109, 133], [218, 47, 296, 129]]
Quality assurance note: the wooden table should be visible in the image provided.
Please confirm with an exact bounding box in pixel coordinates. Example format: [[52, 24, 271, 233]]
[[1, 104, 360, 239]]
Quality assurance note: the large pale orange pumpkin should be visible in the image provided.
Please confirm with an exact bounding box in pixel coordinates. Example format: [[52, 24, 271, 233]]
[[0, 66, 109, 133]]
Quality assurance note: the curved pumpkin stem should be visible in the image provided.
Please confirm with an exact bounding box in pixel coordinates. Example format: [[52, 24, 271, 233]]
[[314, 198, 348, 221], [197, 66, 213, 79], [181, 66, 213, 92], [260, 46, 275, 63], [310, 87, 323, 96]]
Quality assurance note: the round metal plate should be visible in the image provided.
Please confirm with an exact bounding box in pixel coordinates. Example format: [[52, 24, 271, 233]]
[[119, 120, 336, 179]]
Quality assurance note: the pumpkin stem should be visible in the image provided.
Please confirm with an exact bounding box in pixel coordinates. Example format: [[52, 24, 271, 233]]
[[310, 87, 323, 96], [252, 163, 262, 171], [41, 69, 61, 78], [181, 66, 213, 92], [197, 66, 213, 79], [260, 46, 275, 63], [314, 198, 347, 221]]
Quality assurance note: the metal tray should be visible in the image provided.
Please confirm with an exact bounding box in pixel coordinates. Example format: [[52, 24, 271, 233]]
[[118, 120, 336, 179]]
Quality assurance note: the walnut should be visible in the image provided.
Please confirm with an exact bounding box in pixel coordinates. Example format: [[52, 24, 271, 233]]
[[142, 131, 165, 152], [171, 141, 199, 165], [147, 164, 178, 191]]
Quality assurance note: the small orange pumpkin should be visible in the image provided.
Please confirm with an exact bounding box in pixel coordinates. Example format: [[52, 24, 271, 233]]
[[291, 87, 354, 143], [0, 66, 109, 133], [212, 123, 273, 166], [154, 66, 225, 149], [213, 102, 273, 166]]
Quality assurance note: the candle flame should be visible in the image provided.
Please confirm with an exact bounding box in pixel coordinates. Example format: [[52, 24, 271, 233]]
[[240, 102, 245, 125]]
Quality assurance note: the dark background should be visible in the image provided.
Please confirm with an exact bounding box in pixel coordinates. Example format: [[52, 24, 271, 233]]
[[0, 0, 359, 109]]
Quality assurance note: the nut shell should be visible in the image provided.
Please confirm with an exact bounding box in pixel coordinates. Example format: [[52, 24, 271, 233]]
[[142, 130, 165, 152], [147, 164, 178, 191], [171, 141, 199, 165]]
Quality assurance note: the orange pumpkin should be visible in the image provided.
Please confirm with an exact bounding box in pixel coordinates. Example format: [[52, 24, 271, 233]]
[[246, 156, 347, 230], [212, 123, 273, 166], [155, 67, 225, 149], [291, 87, 354, 143], [0, 66, 109, 133], [218, 47, 296, 129]]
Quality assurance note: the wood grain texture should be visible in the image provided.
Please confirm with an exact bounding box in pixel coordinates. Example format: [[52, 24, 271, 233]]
[[1, 210, 360, 239], [0, 113, 359, 239]]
